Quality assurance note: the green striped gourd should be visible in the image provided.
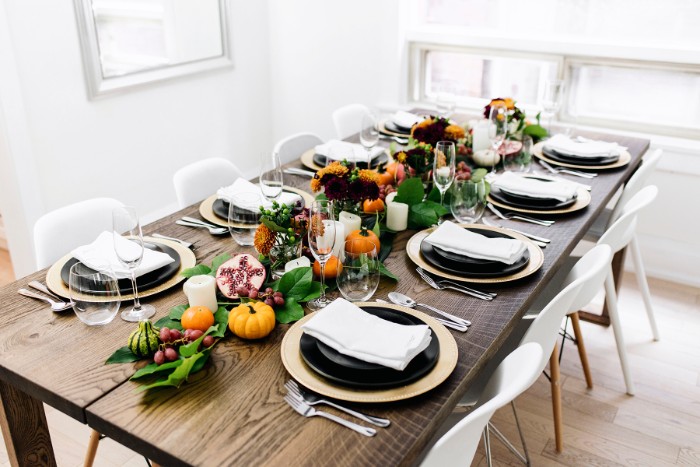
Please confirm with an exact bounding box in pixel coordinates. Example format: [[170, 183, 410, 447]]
[[128, 320, 160, 357]]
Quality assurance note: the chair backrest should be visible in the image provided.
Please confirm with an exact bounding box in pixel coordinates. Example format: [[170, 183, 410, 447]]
[[598, 185, 658, 254], [173, 157, 242, 209], [273, 132, 324, 165], [332, 103, 370, 140], [564, 244, 613, 314], [421, 343, 543, 467], [33, 197, 124, 270], [608, 149, 662, 226]]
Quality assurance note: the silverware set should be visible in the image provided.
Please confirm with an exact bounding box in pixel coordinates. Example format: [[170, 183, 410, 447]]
[[387, 292, 470, 330], [151, 233, 197, 249], [416, 267, 495, 301], [481, 218, 550, 248], [283, 168, 316, 178], [284, 379, 387, 436], [18, 281, 74, 312], [176, 217, 228, 235], [379, 134, 409, 145], [487, 202, 554, 227], [538, 159, 597, 179]]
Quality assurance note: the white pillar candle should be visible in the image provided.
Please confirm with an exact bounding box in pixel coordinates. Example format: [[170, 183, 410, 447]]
[[331, 221, 345, 259], [183, 275, 218, 313], [339, 211, 361, 239], [386, 202, 409, 232], [472, 120, 490, 152], [318, 220, 337, 255], [385, 192, 398, 204]]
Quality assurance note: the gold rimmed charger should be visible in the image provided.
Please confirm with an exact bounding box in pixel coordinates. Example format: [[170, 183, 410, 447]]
[[199, 187, 314, 228], [300, 148, 391, 172], [281, 302, 458, 403], [533, 141, 631, 170], [488, 184, 591, 215], [46, 237, 196, 302], [406, 224, 544, 284], [377, 119, 414, 138]]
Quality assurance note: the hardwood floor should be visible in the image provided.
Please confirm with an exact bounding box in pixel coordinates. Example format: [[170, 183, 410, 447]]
[[0, 248, 698, 466]]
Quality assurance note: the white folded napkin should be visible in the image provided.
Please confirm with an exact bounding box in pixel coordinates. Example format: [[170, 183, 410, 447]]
[[301, 298, 432, 371], [544, 134, 626, 159], [493, 172, 578, 202], [392, 111, 422, 129], [315, 140, 385, 163], [216, 178, 301, 211], [71, 231, 175, 280], [424, 220, 527, 265]]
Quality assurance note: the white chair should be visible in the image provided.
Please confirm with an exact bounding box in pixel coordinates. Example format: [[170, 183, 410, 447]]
[[173, 157, 243, 209], [332, 103, 370, 140], [273, 132, 324, 165], [422, 343, 543, 467], [33, 197, 124, 270]]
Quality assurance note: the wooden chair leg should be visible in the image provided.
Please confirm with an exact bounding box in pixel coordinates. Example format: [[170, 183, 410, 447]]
[[570, 312, 593, 389], [83, 429, 100, 467], [549, 344, 563, 452]]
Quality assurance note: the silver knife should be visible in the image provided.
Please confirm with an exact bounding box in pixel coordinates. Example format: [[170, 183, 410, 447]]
[[283, 168, 316, 177]]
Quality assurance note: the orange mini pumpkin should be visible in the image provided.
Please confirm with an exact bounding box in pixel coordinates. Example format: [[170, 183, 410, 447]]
[[362, 198, 385, 214], [312, 255, 343, 279], [346, 227, 381, 255], [228, 301, 276, 340]]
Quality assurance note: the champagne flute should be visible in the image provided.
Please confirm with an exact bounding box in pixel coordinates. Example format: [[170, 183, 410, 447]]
[[543, 79, 564, 135], [307, 200, 336, 311], [487, 103, 507, 177], [260, 152, 283, 201], [359, 112, 379, 168], [433, 141, 456, 210], [112, 206, 155, 322]]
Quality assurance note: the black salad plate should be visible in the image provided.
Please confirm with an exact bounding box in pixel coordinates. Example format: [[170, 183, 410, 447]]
[[299, 306, 439, 388], [383, 120, 412, 135], [490, 186, 577, 210], [312, 152, 388, 170], [542, 146, 619, 166], [420, 227, 530, 277], [212, 194, 302, 221], [60, 242, 180, 295]]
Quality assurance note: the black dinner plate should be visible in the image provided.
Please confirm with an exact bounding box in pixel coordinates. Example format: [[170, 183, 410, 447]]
[[489, 187, 577, 211], [60, 242, 181, 295], [212, 193, 303, 221], [312, 152, 388, 170], [299, 306, 440, 388], [383, 120, 412, 135], [542, 146, 619, 166], [420, 228, 530, 277]]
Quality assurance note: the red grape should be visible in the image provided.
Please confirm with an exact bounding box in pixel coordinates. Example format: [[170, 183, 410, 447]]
[[164, 348, 178, 362], [202, 335, 215, 347], [169, 329, 182, 341], [249, 288, 259, 299], [159, 327, 171, 343], [153, 350, 165, 365], [189, 329, 204, 341], [274, 296, 285, 306], [264, 298, 274, 307], [265, 287, 273, 294]]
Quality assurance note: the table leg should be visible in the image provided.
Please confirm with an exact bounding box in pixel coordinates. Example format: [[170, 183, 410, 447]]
[[579, 246, 626, 326], [0, 379, 56, 467]]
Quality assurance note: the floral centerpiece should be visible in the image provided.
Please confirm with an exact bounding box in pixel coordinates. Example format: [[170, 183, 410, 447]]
[[483, 97, 547, 142], [254, 201, 308, 278], [310, 160, 381, 215]]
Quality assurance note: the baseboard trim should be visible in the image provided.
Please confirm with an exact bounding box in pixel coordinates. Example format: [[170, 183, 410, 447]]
[[633, 234, 700, 289]]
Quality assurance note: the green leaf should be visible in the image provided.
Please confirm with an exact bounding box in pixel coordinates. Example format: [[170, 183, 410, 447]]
[[130, 359, 183, 380], [315, 192, 328, 201], [378, 262, 398, 281], [179, 326, 216, 358], [190, 349, 212, 374], [426, 186, 452, 206], [424, 200, 449, 217], [523, 124, 548, 140], [169, 304, 188, 320], [209, 253, 232, 276], [470, 168, 488, 183], [261, 217, 289, 234], [153, 317, 183, 331], [274, 297, 304, 324], [180, 264, 211, 278], [137, 352, 206, 391], [105, 346, 141, 364], [275, 267, 313, 301], [378, 232, 394, 262], [408, 201, 449, 229], [299, 281, 323, 302], [393, 178, 424, 206], [212, 307, 229, 338], [372, 212, 381, 238]]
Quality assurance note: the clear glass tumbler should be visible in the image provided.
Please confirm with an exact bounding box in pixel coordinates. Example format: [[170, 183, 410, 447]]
[[337, 239, 379, 302], [228, 192, 262, 246], [69, 262, 121, 326]]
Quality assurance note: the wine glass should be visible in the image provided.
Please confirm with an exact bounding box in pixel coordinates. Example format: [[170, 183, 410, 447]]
[[543, 79, 564, 135], [260, 152, 283, 201], [359, 112, 379, 168], [307, 200, 336, 311], [337, 240, 379, 302], [228, 192, 262, 246], [450, 179, 487, 223], [433, 141, 456, 209], [69, 261, 121, 326], [112, 206, 155, 322], [487, 103, 507, 177]]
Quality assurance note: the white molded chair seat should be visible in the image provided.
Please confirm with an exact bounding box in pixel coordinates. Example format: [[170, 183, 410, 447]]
[[422, 343, 543, 467], [332, 103, 370, 140], [173, 157, 242, 209], [33, 197, 124, 270], [273, 132, 324, 165]]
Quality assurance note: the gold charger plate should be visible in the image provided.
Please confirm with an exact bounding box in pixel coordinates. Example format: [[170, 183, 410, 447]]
[[533, 141, 631, 170], [199, 187, 314, 228], [300, 148, 391, 172], [488, 184, 591, 215], [378, 119, 414, 138], [46, 237, 196, 302], [280, 302, 458, 403], [406, 224, 544, 284]]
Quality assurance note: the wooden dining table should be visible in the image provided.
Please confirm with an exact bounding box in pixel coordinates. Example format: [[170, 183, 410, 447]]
[[0, 124, 649, 466]]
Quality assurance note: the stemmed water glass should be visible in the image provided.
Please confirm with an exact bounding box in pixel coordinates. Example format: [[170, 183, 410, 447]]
[[359, 112, 379, 168], [543, 79, 564, 135], [487, 103, 507, 177], [307, 200, 336, 311], [433, 141, 456, 210], [260, 152, 283, 201], [112, 206, 155, 322]]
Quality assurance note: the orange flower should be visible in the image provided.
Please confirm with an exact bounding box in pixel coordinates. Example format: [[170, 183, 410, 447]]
[[254, 224, 276, 256], [445, 124, 465, 140], [310, 161, 349, 192], [358, 169, 380, 184], [396, 151, 407, 163]]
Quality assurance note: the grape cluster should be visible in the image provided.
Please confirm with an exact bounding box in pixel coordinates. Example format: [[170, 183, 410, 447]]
[[235, 286, 285, 307], [377, 184, 396, 201], [455, 161, 473, 181], [153, 326, 215, 366]]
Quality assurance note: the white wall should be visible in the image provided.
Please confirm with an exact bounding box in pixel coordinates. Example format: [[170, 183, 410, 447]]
[[0, 0, 273, 277]]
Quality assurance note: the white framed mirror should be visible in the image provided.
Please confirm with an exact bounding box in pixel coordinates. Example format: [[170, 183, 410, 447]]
[[74, 0, 232, 99]]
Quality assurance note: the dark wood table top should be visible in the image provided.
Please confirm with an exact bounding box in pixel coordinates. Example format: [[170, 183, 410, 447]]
[[0, 127, 649, 466]]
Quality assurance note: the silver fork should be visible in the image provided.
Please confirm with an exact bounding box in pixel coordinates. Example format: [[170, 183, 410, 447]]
[[285, 380, 390, 427], [176, 220, 228, 235], [538, 159, 597, 179], [416, 267, 495, 301], [481, 218, 550, 247], [150, 233, 196, 249], [283, 394, 376, 437], [487, 203, 554, 227]]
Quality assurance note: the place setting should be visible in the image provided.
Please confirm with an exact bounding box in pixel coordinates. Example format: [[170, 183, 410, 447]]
[[534, 133, 631, 171], [377, 110, 424, 139], [300, 139, 389, 171]]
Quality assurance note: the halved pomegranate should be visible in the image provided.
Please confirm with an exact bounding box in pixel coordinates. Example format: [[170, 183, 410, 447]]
[[216, 254, 267, 299]]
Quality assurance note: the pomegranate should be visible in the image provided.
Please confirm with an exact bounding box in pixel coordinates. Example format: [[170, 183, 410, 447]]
[[215, 254, 266, 299]]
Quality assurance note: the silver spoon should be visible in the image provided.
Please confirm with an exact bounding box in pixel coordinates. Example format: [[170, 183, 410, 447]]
[[18, 289, 74, 312], [375, 299, 466, 332], [175, 220, 228, 235], [387, 292, 471, 327]]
